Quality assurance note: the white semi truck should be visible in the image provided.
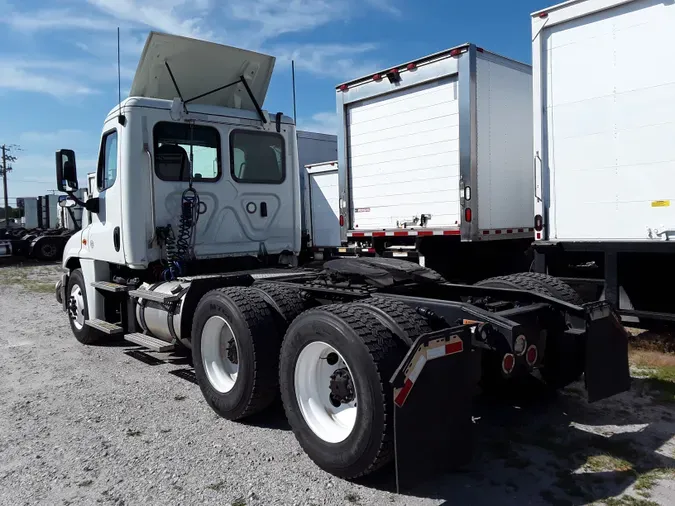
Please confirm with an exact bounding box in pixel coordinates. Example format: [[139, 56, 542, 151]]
[[334, 44, 536, 282], [54, 32, 630, 489], [531, 0, 675, 326]]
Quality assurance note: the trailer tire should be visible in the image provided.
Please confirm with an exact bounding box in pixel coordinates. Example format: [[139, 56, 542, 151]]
[[66, 268, 101, 345], [354, 296, 432, 347], [191, 287, 282, 421], [279, 304, 406, 479]]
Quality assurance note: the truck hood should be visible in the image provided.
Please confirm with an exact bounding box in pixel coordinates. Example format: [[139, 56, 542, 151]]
[[129, 32, 275, 111]]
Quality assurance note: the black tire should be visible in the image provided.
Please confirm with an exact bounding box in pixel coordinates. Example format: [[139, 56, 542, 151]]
[[250, 282, 309, 325], [66, 269, 101, 345], [191, 287, 282, 420], [475, 275, 553, 296], [279, 304, 406, 479], [353, 296, 431, 346], [510, 272, 583, 305], [35, 237, 62, 261]]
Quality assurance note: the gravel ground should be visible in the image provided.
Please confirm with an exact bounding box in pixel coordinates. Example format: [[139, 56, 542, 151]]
[[1, 262, 674, 506]]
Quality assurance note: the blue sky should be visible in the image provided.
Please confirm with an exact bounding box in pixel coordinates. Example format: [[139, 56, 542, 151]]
[[0, 0, 553, 204]]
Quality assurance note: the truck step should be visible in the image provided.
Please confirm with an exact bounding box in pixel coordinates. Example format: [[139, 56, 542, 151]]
[[128, 289, 181, 304], [85, 319, 124, 335], [91, 281, 129, 292], [124, 333, 175, 352]]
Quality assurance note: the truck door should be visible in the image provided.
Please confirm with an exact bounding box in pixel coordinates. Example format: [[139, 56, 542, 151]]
[[87, 124, 125, 263]]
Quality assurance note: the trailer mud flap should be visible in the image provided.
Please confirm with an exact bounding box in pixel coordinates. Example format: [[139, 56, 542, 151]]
[[390, 326, 476, 493], [584, 303, 631, 402]]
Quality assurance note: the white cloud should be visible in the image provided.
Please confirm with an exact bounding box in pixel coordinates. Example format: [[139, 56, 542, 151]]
[[274, 43, 381, 80], [364, 0, 402, 16], [2, 9, 118, 32], [299, 112, 338, 135], [0, 64, 98, 97]]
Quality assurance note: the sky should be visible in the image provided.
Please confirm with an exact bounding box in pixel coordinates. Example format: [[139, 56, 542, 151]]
[[0, 0, 554, 205]]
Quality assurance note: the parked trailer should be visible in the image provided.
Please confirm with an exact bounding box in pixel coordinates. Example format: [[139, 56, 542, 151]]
[[531, 0, 675, 326], [335, 44, 535, 282], [53, 33, 630, 489]]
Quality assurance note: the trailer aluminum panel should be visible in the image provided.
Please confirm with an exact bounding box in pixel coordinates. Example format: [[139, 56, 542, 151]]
[[336, 44, 533, 243], [533, 0, 675, 241], [306, 162, 340, 247]]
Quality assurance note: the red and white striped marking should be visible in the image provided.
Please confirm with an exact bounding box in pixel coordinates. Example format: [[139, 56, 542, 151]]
[[348, 229, 460, 238], [480, 228, 534, 236], [393, 335, 464, 408]]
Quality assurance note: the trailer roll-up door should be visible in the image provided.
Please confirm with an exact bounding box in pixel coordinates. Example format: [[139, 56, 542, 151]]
[[347, 77, 461, 231]]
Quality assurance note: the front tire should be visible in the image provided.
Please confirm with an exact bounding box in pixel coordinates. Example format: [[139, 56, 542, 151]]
[[191, 287, 282, 420], [279, 304, 406, 479], [66, 268, 101, 345]]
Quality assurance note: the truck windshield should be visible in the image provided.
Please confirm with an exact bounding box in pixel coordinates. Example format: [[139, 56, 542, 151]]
[[153, 122, 221, 182]]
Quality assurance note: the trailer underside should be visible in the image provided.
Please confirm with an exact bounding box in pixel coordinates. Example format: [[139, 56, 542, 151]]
[[56, 257, 630, 490]]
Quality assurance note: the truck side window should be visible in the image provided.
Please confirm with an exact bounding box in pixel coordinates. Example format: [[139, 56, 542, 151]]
[[97, 130, 118, 191], [153, 122, 221, 182], [230, 130, 285, 184]]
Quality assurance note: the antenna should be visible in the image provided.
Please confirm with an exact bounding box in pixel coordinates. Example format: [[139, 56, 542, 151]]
[[291, 60, 298, 125], [117, 27, 126, 125]]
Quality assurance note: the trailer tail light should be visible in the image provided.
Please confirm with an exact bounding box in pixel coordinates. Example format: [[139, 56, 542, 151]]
[[534, 214, 543, 232], [339, 215, 344, 227], [339, 84, 348, 92], [373, 73, 382, 82], [526, 345, 538, 366], [502, 353, 515, 375], [464, 208, 472, 222], [539, 12, 548, 18]]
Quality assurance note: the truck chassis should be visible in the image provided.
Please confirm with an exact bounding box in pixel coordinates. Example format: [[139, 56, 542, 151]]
[[56, 257, 630, 490]]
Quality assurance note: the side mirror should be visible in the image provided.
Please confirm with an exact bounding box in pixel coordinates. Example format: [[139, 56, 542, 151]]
[[56, 149, 78, 192], [58, 196, 77, 209]]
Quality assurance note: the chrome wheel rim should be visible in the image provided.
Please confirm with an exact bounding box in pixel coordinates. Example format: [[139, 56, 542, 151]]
[[201, 316, 239, 393]]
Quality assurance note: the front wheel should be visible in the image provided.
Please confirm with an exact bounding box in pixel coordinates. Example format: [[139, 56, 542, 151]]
[[66, 268, 101, 345], [279, 304, 406, 479]]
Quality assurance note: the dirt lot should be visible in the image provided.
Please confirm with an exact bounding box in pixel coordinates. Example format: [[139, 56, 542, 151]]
[[1, 262, 674, 506]]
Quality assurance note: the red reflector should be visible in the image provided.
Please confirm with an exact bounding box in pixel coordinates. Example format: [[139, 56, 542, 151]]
[[539, 12, 548, 18], [390, 68, 399, 74], [443, 230, 460, 236], [476, 47, 484, 53], [518, 228, 524, 233], [366, 248, 375, 253], [351, 232, 364, 238], [339, 84, 348, 92], [502, 354, 515, 375], [536, 232, 542, 240], [534, 214, 543, 232], [406, 63, 417, 71], [373, 73, 382, 81], [526, 345, 538, 366], [482, 230, 489, 235], [495, 229, 502, 235], [450, 48, 464, 57], [506, 229, 513, 234], [418, 230, 433, 237], [393, 231, 408, 237], [464, 208, 472, 222], [372, 231, 386, 237], [339, 215, 344, 227]]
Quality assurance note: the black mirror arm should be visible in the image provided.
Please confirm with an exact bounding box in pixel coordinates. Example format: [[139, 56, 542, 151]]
[[66, 192, 100, 214]]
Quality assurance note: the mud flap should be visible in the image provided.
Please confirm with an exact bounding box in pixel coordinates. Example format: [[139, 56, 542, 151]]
[[390, 326, 476, 493], [584, 302, 631, 402]]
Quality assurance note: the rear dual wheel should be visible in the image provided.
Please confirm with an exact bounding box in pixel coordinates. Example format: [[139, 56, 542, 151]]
[[280, 302, 423, 478]]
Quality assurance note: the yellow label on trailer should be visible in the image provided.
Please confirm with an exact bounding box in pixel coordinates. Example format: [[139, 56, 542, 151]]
[[338, 248, 347, 253], [652, 200, 670, 207]]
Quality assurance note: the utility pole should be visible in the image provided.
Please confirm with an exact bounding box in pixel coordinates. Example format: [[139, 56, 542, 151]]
[[1, 144, 18, 231]]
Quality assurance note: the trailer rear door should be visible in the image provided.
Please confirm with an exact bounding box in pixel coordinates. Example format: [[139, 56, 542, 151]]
[[540, 0, 675, 240], [308, 165, 340, 247], [347, 77, 461, 230]]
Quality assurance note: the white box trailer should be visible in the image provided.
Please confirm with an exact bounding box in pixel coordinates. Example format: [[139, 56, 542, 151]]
[[531, 0, 675, 324], [335, 43, 535, 278], [305, 161, 340, 249]]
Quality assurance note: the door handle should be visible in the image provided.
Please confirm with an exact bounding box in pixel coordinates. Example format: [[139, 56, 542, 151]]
[[113, 226, 120, 252], [260, 202, 268, 218]]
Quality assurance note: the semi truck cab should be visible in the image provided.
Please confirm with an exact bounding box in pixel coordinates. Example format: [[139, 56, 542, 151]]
[[57, 33, 301, 320]]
